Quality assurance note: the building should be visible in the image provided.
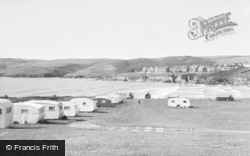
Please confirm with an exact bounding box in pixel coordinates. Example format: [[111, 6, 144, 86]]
[[179, 66, 188, 72], [189, 65, 199, 73], [197, 65, 205, 72]]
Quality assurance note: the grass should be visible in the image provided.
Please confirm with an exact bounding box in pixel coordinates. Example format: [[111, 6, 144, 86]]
[[1, 99, 250, 155]]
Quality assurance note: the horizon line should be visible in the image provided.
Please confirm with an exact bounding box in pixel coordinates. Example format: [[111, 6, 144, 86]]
[[1, 55, 250, 61]]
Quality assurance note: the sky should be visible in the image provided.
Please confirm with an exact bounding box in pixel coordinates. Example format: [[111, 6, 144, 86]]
[[0, 0, 250, 60]]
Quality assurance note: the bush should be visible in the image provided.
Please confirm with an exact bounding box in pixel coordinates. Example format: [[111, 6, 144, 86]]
[[51, 95, 58, 100]]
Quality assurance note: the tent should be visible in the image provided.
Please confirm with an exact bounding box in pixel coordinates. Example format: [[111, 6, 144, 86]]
[[168, 98, 191, 108], [13, 102, 45, 124], [93, 98, 112, 107], [0, 99, 13, 128], [70, 98, 97, 112], [29, 100, 63, 119], [145, 93, 151, 99], [62, 102, 79, 117]]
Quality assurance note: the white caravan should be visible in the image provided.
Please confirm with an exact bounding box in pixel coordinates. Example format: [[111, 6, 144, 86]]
[[168, 98, 191, 108], [0, 99, 13, 128], [111, 91, 133, 99], [13, 102, 45, 124], [70, 98, 97, 112], [96, 94, 122, 103], [29, 100, 64, 119], [62, 101, 79, 117]]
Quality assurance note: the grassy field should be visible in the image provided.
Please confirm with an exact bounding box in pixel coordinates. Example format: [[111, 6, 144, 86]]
[[2, 78, 250, 99], [1, 99, 250, 155]]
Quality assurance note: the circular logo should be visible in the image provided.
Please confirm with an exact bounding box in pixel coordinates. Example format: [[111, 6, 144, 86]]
[[6, 145, 12, 150]]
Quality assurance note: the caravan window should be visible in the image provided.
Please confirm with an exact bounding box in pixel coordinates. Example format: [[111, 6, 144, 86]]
[[0, 109, 2, 115], [171, 100, 175, 103], [82, 102, 86, 105], [183, 101, 187, 103], [49, 106, 55, 111], [7, 107, 11, 113], [64, 106, 71, 110], [21, 109, 28, 113]]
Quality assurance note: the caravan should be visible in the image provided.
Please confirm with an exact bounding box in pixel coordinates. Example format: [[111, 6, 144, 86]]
[[13, 102, 45, 124], [93, 98, 112, 107], [111, 91, 133, 99], [29, 100, 64, 119], [62, 102, 79, 117], [108, 94, 122, 103], [96, 94, 122, 104], [70, 98, 97, 112], [168, 98, 191, 108], [0, 99, 13, 128]]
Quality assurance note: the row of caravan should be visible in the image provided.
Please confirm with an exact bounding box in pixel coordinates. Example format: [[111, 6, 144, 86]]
[[11, 98, 96, 125], [0, 96, 123, 128]]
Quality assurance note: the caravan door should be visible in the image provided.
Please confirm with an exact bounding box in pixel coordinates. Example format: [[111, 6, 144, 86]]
[[21, 109, 28, 124]]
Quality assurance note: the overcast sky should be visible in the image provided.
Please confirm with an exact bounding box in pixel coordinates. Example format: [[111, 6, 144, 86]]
[[0, 0, 249, 60]]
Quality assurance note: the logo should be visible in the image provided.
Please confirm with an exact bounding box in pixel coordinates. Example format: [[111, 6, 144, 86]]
[[6, 145, 12, 150], [188, 12, 237, 41], [0, 140, 65, 156]]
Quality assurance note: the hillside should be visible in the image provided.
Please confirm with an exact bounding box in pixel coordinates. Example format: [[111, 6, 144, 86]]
[[196, 67, 250, 84], [0, 56, 249, 78], [206, 55, 250, 65]]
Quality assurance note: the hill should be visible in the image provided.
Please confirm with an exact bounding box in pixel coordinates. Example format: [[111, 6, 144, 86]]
[[196, 67, 250, 84], [0, 55, 249, 78]]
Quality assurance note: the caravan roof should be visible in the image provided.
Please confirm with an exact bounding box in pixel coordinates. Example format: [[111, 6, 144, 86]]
[[0, 99, 13, 107], [29, 100, 62, 106], [14, 102, 45, 109], [70, 98, 94, 102], [62, 101, 78, 106]]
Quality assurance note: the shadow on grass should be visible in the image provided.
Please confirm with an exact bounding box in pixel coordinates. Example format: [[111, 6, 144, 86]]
[[93, 110, 108, 113], [109, 105, 117, 108], [75, 114, 94, 117], [189, 106, 200, 109], [62, 117, 87, 121], [96, 105, 117, 108], [38, 119, 74, 125], [170, 106, 200, 109], [75, 119, 86, 122], [9, 126, 45, 129]]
